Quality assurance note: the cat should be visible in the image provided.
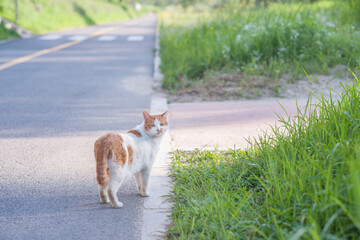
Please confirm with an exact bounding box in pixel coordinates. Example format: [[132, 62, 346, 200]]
[[94, 110, 168, 208]]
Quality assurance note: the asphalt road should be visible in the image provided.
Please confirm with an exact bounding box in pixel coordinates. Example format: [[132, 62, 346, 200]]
[[0, 14, 156, 239]]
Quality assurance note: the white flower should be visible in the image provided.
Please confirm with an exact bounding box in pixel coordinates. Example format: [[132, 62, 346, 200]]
[[222, 46, 230, 58], [326, 22, 335, 28], [243, 24, 251, 31], [292, 30, 299, 40]]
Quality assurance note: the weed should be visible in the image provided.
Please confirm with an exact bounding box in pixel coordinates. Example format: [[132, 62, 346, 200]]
[[0, 20, 18, 40]]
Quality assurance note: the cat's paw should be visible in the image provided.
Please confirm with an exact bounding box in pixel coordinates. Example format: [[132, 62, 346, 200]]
[[100, 199, 110, 204], [140, 191, 150, 197], [111, 201, 123, 208], [100, 197, 110, 204]]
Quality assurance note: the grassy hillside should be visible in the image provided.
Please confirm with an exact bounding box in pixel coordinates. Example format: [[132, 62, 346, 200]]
[[0, 20, 19, 40], [0, 0, 152, 34]]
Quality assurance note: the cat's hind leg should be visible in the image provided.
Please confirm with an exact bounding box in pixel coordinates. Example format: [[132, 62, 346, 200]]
[[99, 184, 109, 204], [107, 165, 126, 208]]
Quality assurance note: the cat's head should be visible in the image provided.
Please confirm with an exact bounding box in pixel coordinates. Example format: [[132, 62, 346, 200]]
[[143, 111, 168, 137]]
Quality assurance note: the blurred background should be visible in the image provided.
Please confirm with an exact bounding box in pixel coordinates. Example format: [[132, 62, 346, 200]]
[[0, 0, 359, 100]]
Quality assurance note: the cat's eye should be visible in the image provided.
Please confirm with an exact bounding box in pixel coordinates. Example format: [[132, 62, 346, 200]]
[[160, 123, 164, 126], [151, 124, 155, 127]]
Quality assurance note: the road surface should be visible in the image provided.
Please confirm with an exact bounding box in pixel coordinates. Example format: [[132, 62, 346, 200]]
[[0, 14, 156, 239]]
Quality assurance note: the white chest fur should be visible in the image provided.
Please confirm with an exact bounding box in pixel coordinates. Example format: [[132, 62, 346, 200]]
[[122, 130, 162, 175]]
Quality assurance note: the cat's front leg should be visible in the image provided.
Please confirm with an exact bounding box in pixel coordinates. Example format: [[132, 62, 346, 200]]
[[139, 169, 151, 197], [135, 173, 143, 194]]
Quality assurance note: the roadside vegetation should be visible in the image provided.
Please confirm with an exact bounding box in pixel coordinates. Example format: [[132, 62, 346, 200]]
[[0, 0, 152, 35], [168, 76, 360, 239], [0, 20, 19, 40], [159, 0, 360, 99]]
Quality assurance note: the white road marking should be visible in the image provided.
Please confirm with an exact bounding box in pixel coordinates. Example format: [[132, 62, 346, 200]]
[[39, 34, 62, 40], [68, 35, 89, 41], [97, 35, 116, 41], [127, 35, 144, 41]]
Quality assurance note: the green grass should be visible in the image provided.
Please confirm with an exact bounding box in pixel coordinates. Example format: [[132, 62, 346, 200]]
[[159, 1, 360, 91], [0, 20, 19, 40], [168, 76, 360, 239], [0, 0, 153, 34]]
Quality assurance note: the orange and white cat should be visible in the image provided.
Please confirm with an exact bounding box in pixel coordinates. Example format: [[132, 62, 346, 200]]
[[94, 111, 168, 208]]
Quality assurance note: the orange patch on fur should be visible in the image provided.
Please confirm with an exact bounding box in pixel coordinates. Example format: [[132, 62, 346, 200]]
[[112, 139, 127, 167], [127, 145, 133, 165], [127, 129, 142, 137], [144, 117, 155, 131], [94, 139, 109, 186], [94, 133, 127, 186], [157, 112, 168, 126]]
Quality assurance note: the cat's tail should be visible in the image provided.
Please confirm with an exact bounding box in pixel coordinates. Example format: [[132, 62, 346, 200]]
[[94, 139, 111, 186]]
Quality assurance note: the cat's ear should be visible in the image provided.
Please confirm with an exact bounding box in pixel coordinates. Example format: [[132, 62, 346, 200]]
[[161, 111, 168, 119], [143, 111, 151, 120]]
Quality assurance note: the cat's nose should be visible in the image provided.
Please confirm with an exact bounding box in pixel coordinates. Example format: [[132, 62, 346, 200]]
[[156, 129, 163, 133]]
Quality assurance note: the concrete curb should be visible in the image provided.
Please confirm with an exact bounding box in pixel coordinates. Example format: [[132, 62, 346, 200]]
[[141, 14, 172, 240], [152, 13, 164, 92]]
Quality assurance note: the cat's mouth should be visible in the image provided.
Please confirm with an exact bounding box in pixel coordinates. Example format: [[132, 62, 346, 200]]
[[155, 130, 166, 136], [156, 129, 164, 136]]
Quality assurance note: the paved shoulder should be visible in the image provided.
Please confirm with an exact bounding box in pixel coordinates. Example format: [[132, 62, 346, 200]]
[[169, 98, 309, 150]]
